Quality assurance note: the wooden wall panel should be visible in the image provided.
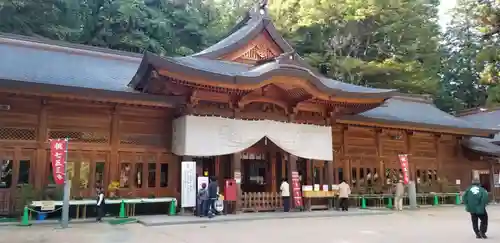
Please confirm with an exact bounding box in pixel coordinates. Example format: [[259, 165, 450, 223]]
[[344, 126, 376, 157], [0, 96, 39, 143], [0, 93, 179, 208]]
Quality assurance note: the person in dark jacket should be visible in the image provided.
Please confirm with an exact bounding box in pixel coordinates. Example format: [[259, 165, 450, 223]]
[[197, 183, 209, 217], [96, 186, 106, 222], [206, 176, 219, 217], [462, 179, 489, 239]]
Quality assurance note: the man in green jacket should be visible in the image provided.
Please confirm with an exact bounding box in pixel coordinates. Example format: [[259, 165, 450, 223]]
[[462, 179, 489, 239]]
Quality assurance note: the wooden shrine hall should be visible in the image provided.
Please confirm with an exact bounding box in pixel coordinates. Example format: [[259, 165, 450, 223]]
[[0, 4, 499, 215]]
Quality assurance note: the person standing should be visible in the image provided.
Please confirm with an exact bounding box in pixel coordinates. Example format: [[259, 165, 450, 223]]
[[207, 176, 218, 218], [463, 179, 489, 239], [338, 180, 351, 211], [197, 183, 209, 217], [280, 178, 290, 212], [96, 186, 106, 222], [394, 180, 405, 211]]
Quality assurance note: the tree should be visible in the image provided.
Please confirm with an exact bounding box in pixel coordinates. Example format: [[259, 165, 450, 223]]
[[0, 0, 80, 39], [469, 0, 500, 105], [436, 0, 488, 112], [268, 0, 442, 95]]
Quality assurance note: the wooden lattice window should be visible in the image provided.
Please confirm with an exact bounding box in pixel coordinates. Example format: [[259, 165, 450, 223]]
[[48, 130, 109, 143], [0, 127, 36, 141], [119, 134, 167, 147]]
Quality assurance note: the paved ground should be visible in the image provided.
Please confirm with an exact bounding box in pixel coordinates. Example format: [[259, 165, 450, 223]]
[[137, 208, 391, 226], [2, 206, 499, 243]]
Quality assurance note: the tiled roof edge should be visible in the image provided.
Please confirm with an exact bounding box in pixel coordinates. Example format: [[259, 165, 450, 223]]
[[456, 106, 500, 117], [0, 33, 142, 63], [389, 93, 434, 104]]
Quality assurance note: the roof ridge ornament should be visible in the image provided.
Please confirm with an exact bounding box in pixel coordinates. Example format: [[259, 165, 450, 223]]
[[254, 50, 295, 66], [250, 0, 268, 17]]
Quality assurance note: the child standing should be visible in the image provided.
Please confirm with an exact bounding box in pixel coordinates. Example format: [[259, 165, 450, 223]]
[[197, 183, 208, 217]]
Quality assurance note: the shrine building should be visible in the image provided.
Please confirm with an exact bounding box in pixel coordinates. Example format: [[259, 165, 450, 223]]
[[0, 4, 499, 215]]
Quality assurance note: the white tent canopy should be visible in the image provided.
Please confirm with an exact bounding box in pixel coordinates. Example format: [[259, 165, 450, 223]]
[[172, 115, 333, 161]]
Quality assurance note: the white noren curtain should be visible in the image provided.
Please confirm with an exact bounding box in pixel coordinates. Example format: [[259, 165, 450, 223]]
[[172, 115, 333, 161]]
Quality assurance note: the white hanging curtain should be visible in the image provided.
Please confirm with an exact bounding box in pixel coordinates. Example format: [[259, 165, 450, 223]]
[[171, 115, 333, 161]]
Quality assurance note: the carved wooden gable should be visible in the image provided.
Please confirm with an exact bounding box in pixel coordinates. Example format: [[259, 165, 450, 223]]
[[221, 30, 283, 64]]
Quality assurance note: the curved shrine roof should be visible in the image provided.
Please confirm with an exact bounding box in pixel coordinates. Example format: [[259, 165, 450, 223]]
[[137, 52, 395, 99], [129, 5, 395, 100]]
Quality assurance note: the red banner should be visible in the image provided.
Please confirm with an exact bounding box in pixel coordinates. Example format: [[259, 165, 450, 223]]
[[291, 171, 303, 207], [398, 154, 410, 185], [50, 139, 68, 185]]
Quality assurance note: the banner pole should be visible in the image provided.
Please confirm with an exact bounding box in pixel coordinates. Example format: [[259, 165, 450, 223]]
[[61, 137, 70, 228]]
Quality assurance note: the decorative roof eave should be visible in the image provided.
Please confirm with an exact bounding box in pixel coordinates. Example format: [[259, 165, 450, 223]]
[[129, 52, 396, 103], [0, 78, 184, 108], [190, 8, 293, 59], [336, 115, 498, 138]]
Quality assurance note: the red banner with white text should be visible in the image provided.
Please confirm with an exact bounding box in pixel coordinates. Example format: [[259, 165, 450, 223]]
[[50, 139, 68, 185], [291, 171, 303, 207], [398, 154, 410, 185]]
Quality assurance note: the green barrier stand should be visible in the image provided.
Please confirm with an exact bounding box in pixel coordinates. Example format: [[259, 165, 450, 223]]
[[455, 193, 461, 205], [433, 195, 439, 206], [169, 200, 176, 216], [118, 200, 128, 218], [361, 197, 367, 209], [17, 206, 31, 227], [386, 197, 393, 209]]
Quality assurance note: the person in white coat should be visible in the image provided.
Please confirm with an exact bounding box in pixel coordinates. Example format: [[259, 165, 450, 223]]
[[280, 178, 290, 212], [394, 180, 405, 211], [338, 180, 351, 211]]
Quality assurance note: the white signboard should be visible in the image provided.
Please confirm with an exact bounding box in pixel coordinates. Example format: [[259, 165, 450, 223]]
[[197, 176, 209, 191], [40, 201, 56, 211], [181, 161, 197, 208]]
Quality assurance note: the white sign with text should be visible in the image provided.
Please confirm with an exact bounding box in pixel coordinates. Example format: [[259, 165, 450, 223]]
[[181, 161, 197, 208]]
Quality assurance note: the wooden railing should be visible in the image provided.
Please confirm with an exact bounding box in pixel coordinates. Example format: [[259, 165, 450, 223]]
[[241, 192, 282, 212]]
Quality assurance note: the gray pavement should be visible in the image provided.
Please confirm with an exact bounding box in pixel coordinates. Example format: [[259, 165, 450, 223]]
[[138, 208, 391, 226], [2, 206, 499, 243]]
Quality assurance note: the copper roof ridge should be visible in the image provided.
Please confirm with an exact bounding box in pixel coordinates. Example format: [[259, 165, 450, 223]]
[[0, 33, 141, 63], [456, 106, 500, 117], [390, 93, 434, 104]]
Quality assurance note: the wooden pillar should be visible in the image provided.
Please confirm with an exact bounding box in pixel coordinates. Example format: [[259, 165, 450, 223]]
[[271, 153, 277, 193], [326, 160, 334, 188], [281, 154, 286, 177], [341, 125, 351, 184], [168, 155, 180, 194], [306, 159, 312, 184], [435, 135, 443, 191], [287, 154, 299, 208], [35, 99, 47, 190], [375, 129, 384, 187], [232, 152, 242, 213], [489, 161, 497, 202], [215, 156, 223, 189], [109, 106, 120, 183]]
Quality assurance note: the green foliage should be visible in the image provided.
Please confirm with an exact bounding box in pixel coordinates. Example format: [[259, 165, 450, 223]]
[[441, 0, 500, 107], [2, 0, 494, 112], [436, 0, 488, 111], [268, 0, 442, 95]]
